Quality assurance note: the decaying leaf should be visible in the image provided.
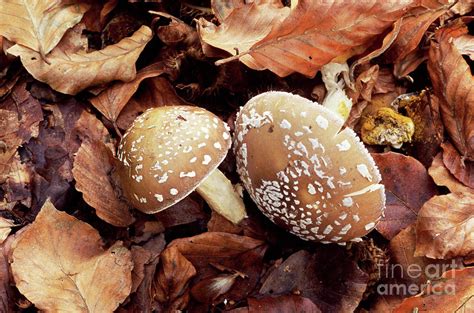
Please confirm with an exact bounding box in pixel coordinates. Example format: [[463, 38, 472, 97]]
[[429, 152, 474, 194], [0, 0, 89, 57], [0, 218, 14, 244], [428, 20, 474, 160], [373, 152, 437, 240], [154, 246, 196, 311], [260, 248, 369, 313], [89, 62, 167, 123], [372, 225, 465, 311], [415, 193, 474, 259], [441, 142, 474, 189], [248, 295, 321, 313], [200, 0, 419, 77], [8, 25, 152, 95], [393, 267, 474, 313], [72, 140, 135, 227], [10, 200, 133, 312]]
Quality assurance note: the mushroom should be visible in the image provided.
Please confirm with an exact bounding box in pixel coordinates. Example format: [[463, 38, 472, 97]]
[[233, 91, 385, 243], [117, 106, 246, 224]]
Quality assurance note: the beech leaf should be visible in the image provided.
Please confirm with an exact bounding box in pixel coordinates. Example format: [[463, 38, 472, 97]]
[[394, 267, 474, 313], [415, 193, 474, 259], [373, 152, 437, 240], [428, 20, 474, 160], [0, 0, 89, 57], [7, 25, 152, 95], [72, 140, 135, 227], [248, 295, 321, 313], [200, 0, 419, 77], [441, 142, 474, 189], [10, 199, 133, 312], [429, 152, 474, 194]]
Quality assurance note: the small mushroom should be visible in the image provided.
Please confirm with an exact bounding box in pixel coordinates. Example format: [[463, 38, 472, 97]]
[[234, 91, 385, 243], [117, 106, 246, 224]]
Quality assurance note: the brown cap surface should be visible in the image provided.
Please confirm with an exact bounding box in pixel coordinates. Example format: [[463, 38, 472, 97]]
[[117, 106, 231, 213], [234, 91, 385, 243]]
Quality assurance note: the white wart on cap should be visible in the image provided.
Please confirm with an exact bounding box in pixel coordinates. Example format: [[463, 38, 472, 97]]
[[234, 91, 385, 243], [117, 106, 231, 214]]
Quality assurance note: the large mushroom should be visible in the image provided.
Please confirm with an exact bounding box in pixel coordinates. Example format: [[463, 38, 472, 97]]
[[233, 91, 385, 243], [117, 106, 246, 224]]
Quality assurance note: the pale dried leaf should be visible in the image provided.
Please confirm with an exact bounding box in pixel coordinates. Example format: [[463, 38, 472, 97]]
[[415, 193, 474, 259], [72, 140, 135, 227], [8, 25, 152, 95], [202, 0, 419, 77], [0, 0, 88, 56], [0, 218, 14, 244], [441, 142, 474, 188], [428, 20, 474, 160], [10, 200, 133, 312], [429, 152, 474, 194]]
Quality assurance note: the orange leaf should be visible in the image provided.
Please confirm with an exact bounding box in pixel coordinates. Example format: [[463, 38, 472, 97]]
[[72, 140, 135, 227], [201, 0, 419, 77], [10, 200, 133, 312], [428, 20, 474, 160], [441, 141, 474, 188], [393, 267, 474, 313], [429, 152, 474, 194], [415, 193, 474, 259]]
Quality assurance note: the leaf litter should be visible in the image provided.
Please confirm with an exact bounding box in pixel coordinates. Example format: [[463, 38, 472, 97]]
[[0, 0, 472, 312]]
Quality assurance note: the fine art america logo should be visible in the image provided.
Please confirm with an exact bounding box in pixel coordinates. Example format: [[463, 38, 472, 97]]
[[376, 260, 462, 296]]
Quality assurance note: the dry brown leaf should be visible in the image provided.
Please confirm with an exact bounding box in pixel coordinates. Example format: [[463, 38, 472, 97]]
[[429, 152, 474, 194], [0, 0, 88, 57], [89, 62, 167, 122], [154, 246, 197, 311], [248, 295, 321, 313], [259, 248, 368, 313], [72, 140, 135, 227], [0, 218, 14, 244], [372, 225, 464, 311], [8, 25, 152, 95], [0, 242, 15, 312], [200, 0, 419, 77], [130, 246, 151, 294], [10, 199, 133, 312], [384, 6, 447, 63], [442, 141, 474, 188], [373, 152, 437, 240], [393, 267, 474, 313], [428, 20, 474, 160], [415, 193, 474, 259]]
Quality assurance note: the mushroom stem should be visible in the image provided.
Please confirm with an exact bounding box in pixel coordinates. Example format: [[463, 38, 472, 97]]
[[321, 62, 353, 122], [196, 169, 247, 224]]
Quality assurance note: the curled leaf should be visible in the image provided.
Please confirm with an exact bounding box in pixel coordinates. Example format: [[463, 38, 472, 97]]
[[8, 25, 152, 95], [441, 142, 474, 189], [429, 152, 474, 194]]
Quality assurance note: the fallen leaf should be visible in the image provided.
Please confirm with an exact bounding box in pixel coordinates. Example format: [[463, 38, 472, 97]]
[[10, 199, 133, 312], [393, 267, 474, 313], [154, 194, 206, 228], [201, 0, 419, 77], [8, 25, 152, 95], [154, 246, 196, 311], [383, 6, 447, 63], [415, 193, 474, 259], [429, 152, 474, 194], [1, 152, 34, 209], [0, 81, 43, 180], [0, 242, 15, 312], [248, 295, 321, 313], [259, 248, 369, 313], [441, 141, 474, 188], [393, 48, 427, 78], [372, 225, 464, 311], [72, 139, 135, 227], [428, 19, 474, 160], [0, 218, 14, 244], [373, 152, 437, 240], [130, 246, 152, 294], [191, 273, 240, 304], [0, 0, 88, 57], [89, 62, 167, 122], [169, 232, 267, 307], [116, 76, 191, 130]]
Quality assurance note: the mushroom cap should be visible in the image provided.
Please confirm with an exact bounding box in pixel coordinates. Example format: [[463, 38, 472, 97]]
[[234, 91, 385, 243], [117, 106, 231, 213]]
